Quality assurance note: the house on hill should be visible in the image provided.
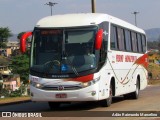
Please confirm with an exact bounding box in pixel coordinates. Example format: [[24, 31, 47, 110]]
[[0, 56, 21, 91], [0, 41, 19, 57]]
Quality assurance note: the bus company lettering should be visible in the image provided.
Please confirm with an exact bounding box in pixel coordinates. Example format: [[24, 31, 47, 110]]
[[116, 55, 137, 62], [116, 55, 124, 62], [125, 55, 137, 62]]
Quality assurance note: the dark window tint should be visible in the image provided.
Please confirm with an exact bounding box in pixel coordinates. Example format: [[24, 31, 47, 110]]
[[137, 34, 142, 53], [111, 26, 118, 50], [117, 27, 125, 51], [142, 35, 146, 53], [131, 32, 138, 52], [124, 29, 132, 51]]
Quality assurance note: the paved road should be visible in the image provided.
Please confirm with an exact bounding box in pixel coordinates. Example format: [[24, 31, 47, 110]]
[[0, 85, 160, 119]]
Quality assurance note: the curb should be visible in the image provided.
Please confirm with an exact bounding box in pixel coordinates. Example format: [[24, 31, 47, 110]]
[[0, 100, 31, 106]]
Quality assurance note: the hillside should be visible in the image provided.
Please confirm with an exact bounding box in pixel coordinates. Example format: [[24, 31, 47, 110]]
[[8, 34, 18, 42], [145, 28, 160, 42]]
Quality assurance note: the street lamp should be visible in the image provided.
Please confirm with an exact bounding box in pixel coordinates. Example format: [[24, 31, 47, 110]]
[[45, 1, 58, 16], [132, 11, 139, 26], [91, 0, 96, 13]]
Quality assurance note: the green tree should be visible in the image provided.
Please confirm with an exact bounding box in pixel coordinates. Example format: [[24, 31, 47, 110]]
[[11, 54, 29, 84], [147, 41, 159, 50], [0, 83, 3, 92], [0, 27, 12, 48], [0, 56, 10, 66], [17, 32, 25, 40], [17, 32, 31, 42]]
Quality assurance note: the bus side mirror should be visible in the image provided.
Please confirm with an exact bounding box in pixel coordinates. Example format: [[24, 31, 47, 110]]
[[95, 29, 103, 50], [20, 32, 32, 53]]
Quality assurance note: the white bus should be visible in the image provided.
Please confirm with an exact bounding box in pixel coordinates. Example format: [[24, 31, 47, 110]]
[[20, 13, 148, 109]]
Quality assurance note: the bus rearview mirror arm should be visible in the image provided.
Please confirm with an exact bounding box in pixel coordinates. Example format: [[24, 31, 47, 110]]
[[20, 32, 33, 53]]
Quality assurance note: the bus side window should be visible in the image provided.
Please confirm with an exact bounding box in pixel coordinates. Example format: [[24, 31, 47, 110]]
[[111, 25, 118, 50], [131, 32, 138, 52], [142, 35, 146, 53], [137, 33, 142, 53], [124, 29, 132, 51], [117, 27, 125, 51]]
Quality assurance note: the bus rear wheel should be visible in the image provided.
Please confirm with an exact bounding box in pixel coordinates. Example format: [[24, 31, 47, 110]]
[[130, 80, 140, 99], [48, 102, 61, 110], [124, 80, 140, 99], [100, 85, 112, 107]]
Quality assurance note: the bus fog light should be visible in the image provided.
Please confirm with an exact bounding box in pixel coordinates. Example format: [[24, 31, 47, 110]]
[[91, 91, 96, 96], [31, 92, 34, 97]]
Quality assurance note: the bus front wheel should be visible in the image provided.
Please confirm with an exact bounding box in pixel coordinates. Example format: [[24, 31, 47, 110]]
[[100, 85, 112, 107]]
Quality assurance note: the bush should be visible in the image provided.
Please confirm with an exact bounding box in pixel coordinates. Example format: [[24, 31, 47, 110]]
[[10, 89, 22, 97], [0, 89, 10, 97]]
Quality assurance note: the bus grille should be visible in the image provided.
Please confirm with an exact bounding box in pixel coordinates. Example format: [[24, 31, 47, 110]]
[[41, 85, 82, 91]]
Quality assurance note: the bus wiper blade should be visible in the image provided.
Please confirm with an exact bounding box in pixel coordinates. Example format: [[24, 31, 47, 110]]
[[43, 60, 61, 76]]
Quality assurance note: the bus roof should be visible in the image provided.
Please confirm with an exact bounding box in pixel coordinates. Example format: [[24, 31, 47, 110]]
[[36, 13, 145, 34]]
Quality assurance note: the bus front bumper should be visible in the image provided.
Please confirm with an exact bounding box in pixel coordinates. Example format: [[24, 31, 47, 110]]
[[30, 83, 99, 102]]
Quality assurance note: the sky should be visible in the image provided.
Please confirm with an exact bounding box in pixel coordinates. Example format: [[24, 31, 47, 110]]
[[0, 0, 160, 34]]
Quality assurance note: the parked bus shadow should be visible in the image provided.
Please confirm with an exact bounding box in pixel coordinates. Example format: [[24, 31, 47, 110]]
[[46, 96, 125, 111]]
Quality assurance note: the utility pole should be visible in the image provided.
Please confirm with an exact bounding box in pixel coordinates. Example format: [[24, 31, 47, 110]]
[[91, 0, 96, 13], [132, 11, 139, 26], [45, 1, 58, 16]]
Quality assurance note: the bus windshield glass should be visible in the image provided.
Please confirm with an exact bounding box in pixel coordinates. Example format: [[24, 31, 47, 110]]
[[30, 27, 97, 77]]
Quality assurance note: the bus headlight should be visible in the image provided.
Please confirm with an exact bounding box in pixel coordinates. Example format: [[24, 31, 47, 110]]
[[81, 76, 100, 88], [81, 82, 92, 87], [31, 81, 43, 89]]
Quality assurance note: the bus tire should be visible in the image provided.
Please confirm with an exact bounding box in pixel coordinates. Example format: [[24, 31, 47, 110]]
[[130, 80, 140, 99], [48, 102, 61, 110], [100, 84, 112, 107]]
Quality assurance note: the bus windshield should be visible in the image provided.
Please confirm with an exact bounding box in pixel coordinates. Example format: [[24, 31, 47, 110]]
[[30, 27, 98, 77]]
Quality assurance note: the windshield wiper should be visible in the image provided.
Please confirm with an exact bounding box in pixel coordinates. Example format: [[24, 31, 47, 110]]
[[43, 60, 61, 76]]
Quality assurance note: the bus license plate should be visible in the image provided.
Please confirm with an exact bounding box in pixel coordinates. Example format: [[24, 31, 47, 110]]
[[55, 93, 67, 98]]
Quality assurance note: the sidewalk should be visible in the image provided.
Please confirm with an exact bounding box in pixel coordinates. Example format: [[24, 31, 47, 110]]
[[0, 97, 31, 106]]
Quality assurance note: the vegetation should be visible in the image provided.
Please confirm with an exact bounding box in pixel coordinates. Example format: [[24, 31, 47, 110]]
[[147, 41, 160, 50], [0, 56, 10, 66], [148, 63, 160, 79], [0, 27, 30, 98], [0, 83, 3, 92], [17, 32, 25, 40], [0, 27, 12, 48], [9, 90, 21, 97], [0, 88, 10, 97], [17, 32, 31, 42], [11, 53, 29, 84], [147, 34, 160, 51], [148, 50, 160, 80]]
